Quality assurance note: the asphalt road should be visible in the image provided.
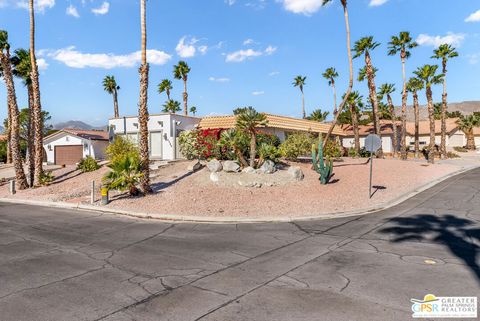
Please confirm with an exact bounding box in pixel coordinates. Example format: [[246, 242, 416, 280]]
[[0, 169, 479, 321]]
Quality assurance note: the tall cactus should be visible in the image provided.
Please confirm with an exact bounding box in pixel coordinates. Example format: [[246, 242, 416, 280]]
[[312, 135, 333, 185]]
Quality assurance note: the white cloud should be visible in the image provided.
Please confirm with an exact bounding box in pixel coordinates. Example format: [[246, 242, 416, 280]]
[[198, 45, 208, 55], [243, 39, 255, 46], [225, 0, 236, 5], [265, 45, 277, 55], [465, 10, 480, 22], [369, 0, 388, 6], [280, 0, 323, 15], [176, 37, 196, 58], [17, 0, 55, 12], [47, 47, 171, 69], [209, 77, 230, 83], [66, 4, 79, 18], [252, 91, 265, 96], [92, 1, 109, 15], [269, 71, 280, 76], [416, 32, 465, 47], [37, 58, 48, 71], [226, 45, 277, 63]]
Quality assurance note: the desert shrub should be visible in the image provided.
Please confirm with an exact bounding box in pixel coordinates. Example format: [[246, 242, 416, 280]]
[[77, 156, 100, 173], [218, 129, 248, 162], [0, 141, 6, 163], [106, 136, 139, 164], [279, 133, 315, 160], [453, 146, 468, 153], [39, 171, 54, 186], [324, 139, 343, 159], [347, 147, 358, 158], [178, 130, 199, 160], [103, 153, 143, 196], [257, 132, 281, 147], [258, 143, 280, 163], [447, 152, 460, 159]]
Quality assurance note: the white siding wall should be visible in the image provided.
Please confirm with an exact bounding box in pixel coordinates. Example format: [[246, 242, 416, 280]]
[[44, 134, 88, 164]]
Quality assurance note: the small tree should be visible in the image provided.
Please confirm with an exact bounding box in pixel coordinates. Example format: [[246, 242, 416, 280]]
[[103, 153, 143, 196], [234, 107, 268, 168], [456, 115, 480, 150]]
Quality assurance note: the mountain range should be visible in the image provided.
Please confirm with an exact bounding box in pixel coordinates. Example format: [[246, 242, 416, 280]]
[[396, 100, 480, 121], [53, 121, 106, 131]]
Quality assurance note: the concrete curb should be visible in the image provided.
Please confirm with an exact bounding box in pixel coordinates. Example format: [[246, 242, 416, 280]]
[[0, 165, 478, 224]]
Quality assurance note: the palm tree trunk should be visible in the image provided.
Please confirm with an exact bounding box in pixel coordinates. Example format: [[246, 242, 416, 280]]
[[351, 105, 360, 154], [301, 90, 305, 119], [6, 110, 11, 164], [400, 55, 408, 160], [183, 80, 188, 116], [426, 86, 435, 164], [166, 89, 171, 101], [0, 53, 28, 189], [365, 51, 382, 158], [413, 91, 420, 158], [113, 88, 119, 118], [323, 3, 353, 148], [387, 94, 398, 158], [332, 82, 338, 116], [138, 0, 152, 194], [249, 132, 256, 168], [466, 130, 475, 150], [440, 61, 448, 159], [27, 85, 35, 187], [30, 0, 44, 186]]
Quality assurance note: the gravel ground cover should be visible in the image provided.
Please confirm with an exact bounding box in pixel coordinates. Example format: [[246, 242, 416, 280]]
[[0, 157, 462, 219]]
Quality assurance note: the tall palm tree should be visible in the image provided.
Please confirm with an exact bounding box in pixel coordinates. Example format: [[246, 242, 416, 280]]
[[456, 115, 480, 150], [138, 0, 152, 193], [162, 100, 181, 114], [406, 77, 424, 159], [413, 65, 444, 164], [344, 91, 363, 155], [29, 0, 45, 187], [358, 65, 378, 82], [0, 31, 28, 189], [12, 48, 35, 186], [388, 31, 418, 160], [353, 37, 381, 151], [234, 107, 268, 168], [378, 83, 398, 158], [103, 75, 120, 118], [173, 61, 191, 116], [189, 106, 197, 116], [307, 109, 330, 122], [322, 0, 354, 148], [322, 67, 339, 115], [293, 76, 307, 119], [432, 44, 458, 159], [0, 63, 8, 164], [158, 79, 172, 101]]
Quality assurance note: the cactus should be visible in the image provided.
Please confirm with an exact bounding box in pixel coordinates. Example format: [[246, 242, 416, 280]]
[[312, 135, 333, 185]]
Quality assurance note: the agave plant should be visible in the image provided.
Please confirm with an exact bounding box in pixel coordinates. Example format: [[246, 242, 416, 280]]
[[103, 154, 144, 196]]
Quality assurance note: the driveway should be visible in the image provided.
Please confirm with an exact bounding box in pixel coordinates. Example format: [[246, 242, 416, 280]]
[[0, 168, 478, 321]]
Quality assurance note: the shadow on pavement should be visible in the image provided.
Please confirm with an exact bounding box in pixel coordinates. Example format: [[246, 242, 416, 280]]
[[379, 214, 480, 283]]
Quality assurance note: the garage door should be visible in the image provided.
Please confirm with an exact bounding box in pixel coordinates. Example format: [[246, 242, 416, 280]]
[[54, 145, 83, 165]]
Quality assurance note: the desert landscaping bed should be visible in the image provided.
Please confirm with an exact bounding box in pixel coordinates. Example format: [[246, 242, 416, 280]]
[[0, 158, 462, 219]]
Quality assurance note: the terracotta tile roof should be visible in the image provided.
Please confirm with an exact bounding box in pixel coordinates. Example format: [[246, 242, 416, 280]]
[[340, 121, 400, 136], [405, 118, 459, 136], [199, 113, 345, 136]]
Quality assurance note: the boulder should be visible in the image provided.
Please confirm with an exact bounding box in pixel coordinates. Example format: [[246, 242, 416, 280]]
[[207, 159, 223, 172], [187, 160, 202, 172], [210, 172, 220, 183], [258, 160, 276, 174], [288, 166, 304, 181], [242, 166, 256, 174], [223, 160, 240, 173]]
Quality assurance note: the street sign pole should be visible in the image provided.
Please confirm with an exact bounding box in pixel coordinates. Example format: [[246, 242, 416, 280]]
[[369, 153, 373, 199], [365, 134, 382, 199]]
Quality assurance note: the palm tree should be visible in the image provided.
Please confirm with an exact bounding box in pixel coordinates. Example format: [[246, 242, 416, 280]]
[[173, 61, 191, 116], [456, 115, 480, 150], [321, 0, 354, 148], [344, 91, 363, 155], [406, 77, 424, 158], [358, 65, 378, 82], [413, 65, 444, 164], [162, 100, 181, 113], [0, 31, 28, 189], [12, 48, 35, 186], [234, 107, 268, 168], [388, 31, 418, 160], [378, 83, 399, 158], [353, 37, 381, 154], [138, 0, 152, 193], [322, 67, 339, 115], [432, 44, 458, 159], [307, 109, 330, 122], [293, 76, 307, 119], [158, 79, 172, 101], [29, 0, 45, 187], [0, 63, 9, 164], [190, 106, 197, 116], [103, 75, 120, 118]]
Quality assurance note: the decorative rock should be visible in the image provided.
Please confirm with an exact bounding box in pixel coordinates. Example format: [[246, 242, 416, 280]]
[[187, 160, 202, 172], [258, 160, 276, 174], [210, 172, 220, 183], [223, 160, 240, 173], [242, 166, 256, 174], [288, 166, 304, 181], [238, 180, 262, 188], [207, 159, 223, 172]]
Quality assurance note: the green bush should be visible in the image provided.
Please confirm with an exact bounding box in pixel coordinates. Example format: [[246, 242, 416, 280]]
[[257, 132, 281, 147], [279, 133, 315, 160], [324, 139, 343, 159], [258, 143, 280, 163], [0, 141, 6, 163], [178, 130, 199, 160], [77, 156, 100, 173], [453, 146, 468, 153], [447, 151, 460, 159], [39, 171, 54, 186], [106, 136, 139, 164], [103, 153, 143, 196]]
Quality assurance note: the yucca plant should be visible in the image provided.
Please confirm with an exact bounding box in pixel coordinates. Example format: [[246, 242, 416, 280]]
[[103, 153, 144, 196]]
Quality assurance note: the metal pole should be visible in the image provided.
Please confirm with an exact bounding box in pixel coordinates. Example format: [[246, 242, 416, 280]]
[[91, 181, 95, 204], [9, 180, 15, 195], [369, 154, 373, 199]]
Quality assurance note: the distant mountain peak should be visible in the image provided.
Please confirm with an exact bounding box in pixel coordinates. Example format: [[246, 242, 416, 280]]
[[54, 120, 106, 131]]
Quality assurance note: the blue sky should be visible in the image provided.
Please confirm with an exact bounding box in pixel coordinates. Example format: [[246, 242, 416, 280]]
[[0, 0, 480, 126]]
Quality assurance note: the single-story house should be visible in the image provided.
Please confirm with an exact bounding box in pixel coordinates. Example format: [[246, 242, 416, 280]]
[[340, 121, 400, 154], [199, 113, 345, 142], [43, 128, 109, 165], [108, 113, 200, 160], [405, 118, 463, 149]]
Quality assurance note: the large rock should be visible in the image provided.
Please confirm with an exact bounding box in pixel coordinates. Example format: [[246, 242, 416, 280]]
[[210, 172, 220, 183], [288, 166, 304, 181], [187, 160, 202, 172], [223, 160, 240, 173], [207, 159, 223, 172], [257, 160, 276, 174], [242, 166, 256, 174]]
